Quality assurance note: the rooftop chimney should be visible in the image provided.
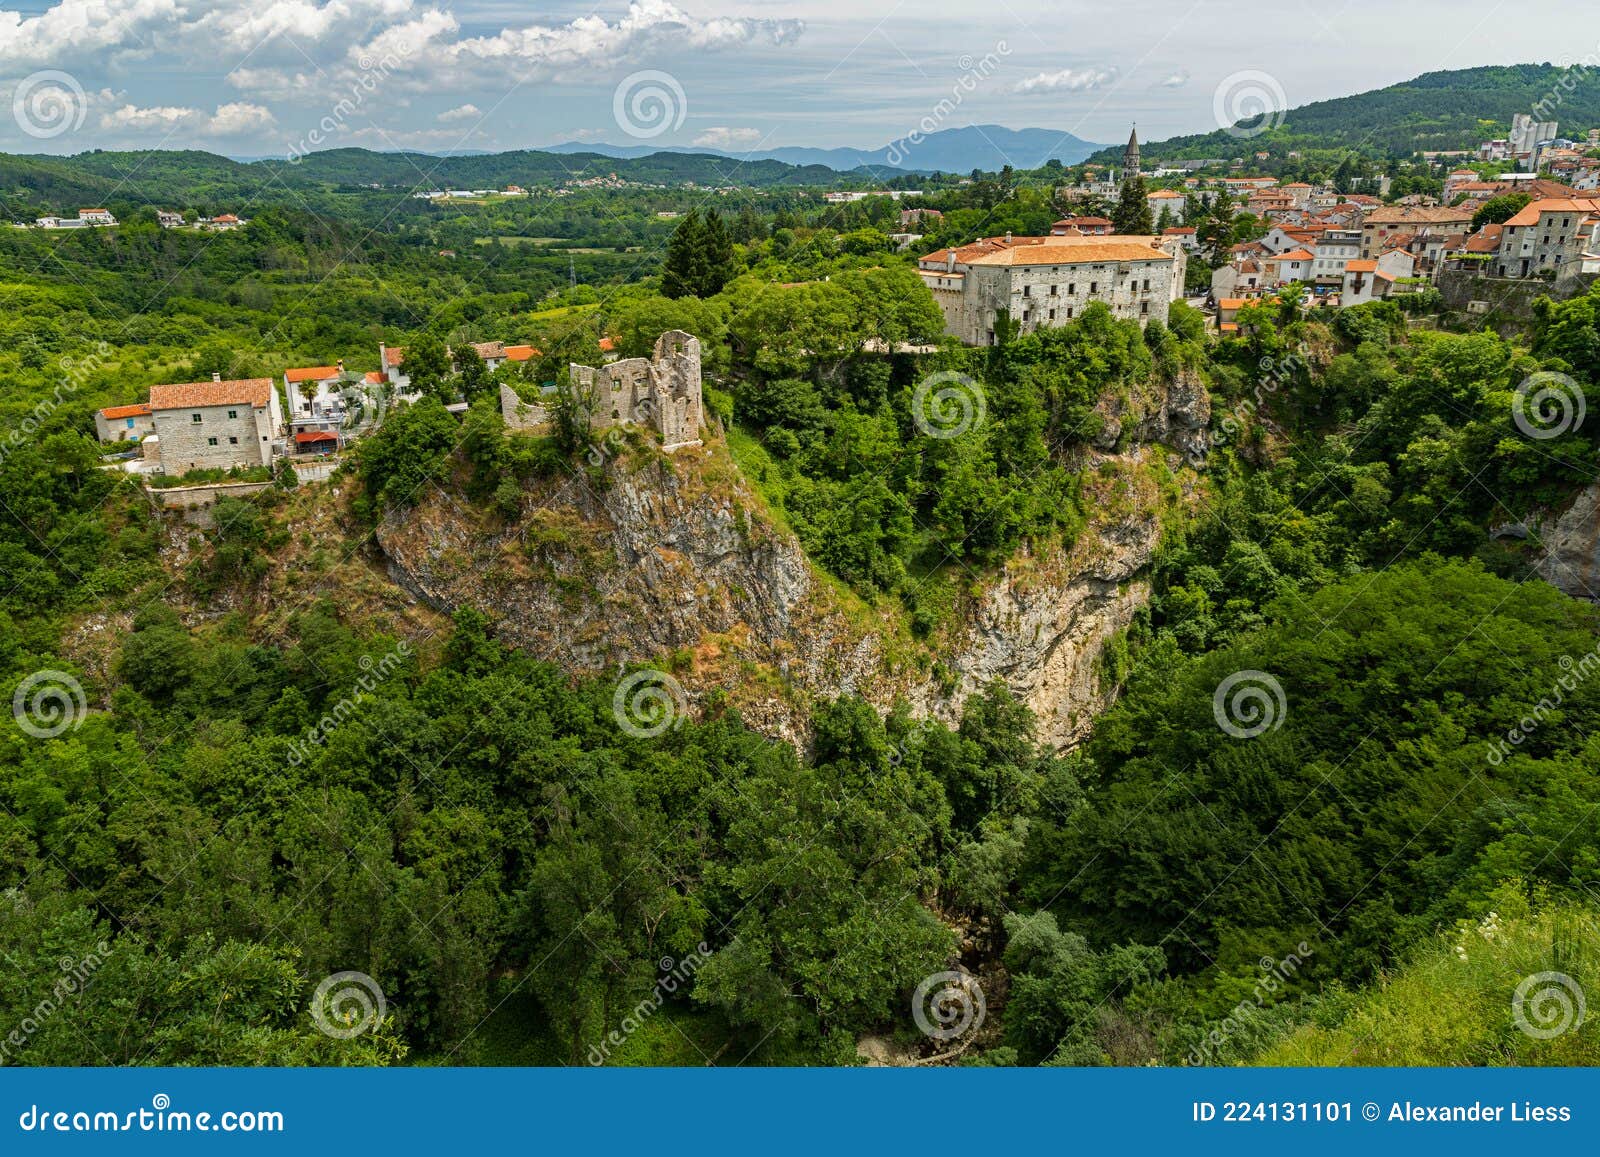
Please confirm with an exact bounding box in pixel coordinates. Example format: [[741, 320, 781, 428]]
[[946, 251, 956, 273], [212, 372, 221, 382], [1005, 230, 1012, 244], [337, 359, 345, 372]]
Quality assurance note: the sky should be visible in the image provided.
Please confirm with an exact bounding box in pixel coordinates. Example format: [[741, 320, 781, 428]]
[[0, 0, 1591, 158]]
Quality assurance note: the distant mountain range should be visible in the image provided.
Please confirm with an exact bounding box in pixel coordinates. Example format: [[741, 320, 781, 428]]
[[543, 125, 1106, 174]]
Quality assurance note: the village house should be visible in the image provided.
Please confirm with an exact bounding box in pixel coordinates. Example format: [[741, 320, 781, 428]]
[[1162, 226, 1200, 252], [1147, 188, 1186, 222], [1341, 249, 1416, 306], [1311, 229, 1362, 285], [146, 375, 283, 474], [919, 233, 1187, 344], [1051, 216, 1114, 236], [1359, 205, 1473, 259], [1491, 197, 1600, 278], [94, 403, 154, 444]]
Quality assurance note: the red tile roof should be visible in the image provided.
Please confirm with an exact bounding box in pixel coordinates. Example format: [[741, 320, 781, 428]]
[[294, 431, 339, 446], [285, 365, 340, 382], [504, 344, 538, 361], [148, 379, 274, 410], [99, 403, 151, 420]]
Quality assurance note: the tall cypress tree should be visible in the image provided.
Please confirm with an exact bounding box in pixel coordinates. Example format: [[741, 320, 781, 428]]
[[661, 209, 704, 299], [700, 209, 736, 297], [1114, 173, 1154, 235]]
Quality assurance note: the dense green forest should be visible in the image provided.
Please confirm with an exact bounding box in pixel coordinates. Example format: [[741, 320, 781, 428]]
[[3, 139, 1600, 1067]]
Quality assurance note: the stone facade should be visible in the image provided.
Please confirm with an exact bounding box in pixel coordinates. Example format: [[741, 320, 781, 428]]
[[501, 330, 704, 451], [920, 237, 1186, 345], [94, 403, 154, 444], [148, 376, 283, 474]]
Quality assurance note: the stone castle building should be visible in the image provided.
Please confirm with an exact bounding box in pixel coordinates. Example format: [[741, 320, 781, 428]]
[[500, 330, 703, 451], [918, 233, 1187, 344]]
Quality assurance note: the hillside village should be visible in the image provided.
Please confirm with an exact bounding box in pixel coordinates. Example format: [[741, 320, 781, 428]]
[[913, 117, 1600, 344], [92, 331, 668, 488]]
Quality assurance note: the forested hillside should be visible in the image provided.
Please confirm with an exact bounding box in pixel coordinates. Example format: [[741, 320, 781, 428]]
[[3, 161, 1600, 1068], [1094, 64, 1600, 162]]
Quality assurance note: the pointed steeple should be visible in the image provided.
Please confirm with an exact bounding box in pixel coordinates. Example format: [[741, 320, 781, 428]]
[[1123, 124, 1141, 180]]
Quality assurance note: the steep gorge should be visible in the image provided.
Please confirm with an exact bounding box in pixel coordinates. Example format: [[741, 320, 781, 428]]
[[372, 369, 1211, 748]]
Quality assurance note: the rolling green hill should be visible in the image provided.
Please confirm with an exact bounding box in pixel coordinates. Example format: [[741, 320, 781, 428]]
[[1094, 63, 1600, 163], [0, 145, 903, 218]]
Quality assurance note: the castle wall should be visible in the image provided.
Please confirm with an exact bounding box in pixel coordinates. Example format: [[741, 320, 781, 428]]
[[501, 330, 703, 451]]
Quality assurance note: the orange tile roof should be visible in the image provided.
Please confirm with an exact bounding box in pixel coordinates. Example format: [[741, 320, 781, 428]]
[[1503, 197, 1600, 228], [148, 379, 274, 410], [1345, 259, 1377, 272], [1218, 298, 1246, 309], [294, 431, 339, 445], [967, 241, 1174, 266], [1163, 226, 1196, 234], [1465, 224, 1504, 253], [1273, 249, 1316, 261], [1364, 206, 1473, 225], [363, 371, 384, 384], [504, 344, 539, 361], [285, 365, 340, 382], [383, 346, 405, 366], [100, 403, 151, 420], [598, 337, 617, 352]]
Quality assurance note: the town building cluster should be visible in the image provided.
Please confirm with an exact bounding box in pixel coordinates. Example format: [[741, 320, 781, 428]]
[[917, 131, 1188, 342], [93, 333, 698, 480]]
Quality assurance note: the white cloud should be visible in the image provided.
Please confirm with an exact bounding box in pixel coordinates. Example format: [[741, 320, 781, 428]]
[[437, 103, 480, 123], [207, 102, 275, 135], [1156, 69, 1191, 88], [691, 125, 762, 150], [1013, 66, 1119, 95], [101, 102, 196, 131], [96, 99, 273, 137]]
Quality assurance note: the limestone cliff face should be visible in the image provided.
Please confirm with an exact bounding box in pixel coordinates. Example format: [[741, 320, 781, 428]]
[[375, 400, 1201, 748], [1532, 483, 1600, 600]]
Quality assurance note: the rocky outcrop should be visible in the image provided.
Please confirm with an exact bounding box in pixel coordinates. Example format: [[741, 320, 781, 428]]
[[1093, 365, 1212, 462], [376, 428, 1198, 748], [1533, 483, 1600, 600]]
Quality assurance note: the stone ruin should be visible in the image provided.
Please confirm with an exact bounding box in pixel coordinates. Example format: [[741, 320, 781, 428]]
[[499, 329, 703, 452]]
